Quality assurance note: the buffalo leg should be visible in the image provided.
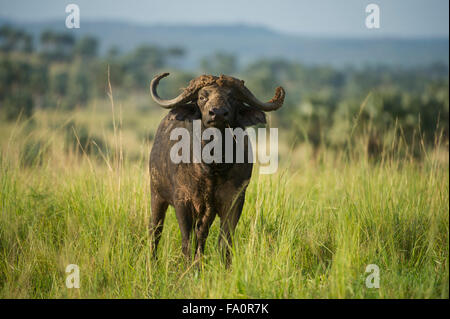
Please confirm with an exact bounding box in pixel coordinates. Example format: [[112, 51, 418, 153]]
[[150, 192, 168, 258], [218, 194, 245, 266], [174, 203, 194, 259], [195, 209, 216, 260]]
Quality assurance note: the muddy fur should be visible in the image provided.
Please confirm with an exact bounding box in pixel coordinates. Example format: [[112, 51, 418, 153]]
[[149, 73, 285, 264]]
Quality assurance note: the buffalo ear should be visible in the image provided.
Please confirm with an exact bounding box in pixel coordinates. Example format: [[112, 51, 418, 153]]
[[237, 105, 266, 127], [168, 104, 201, 121]]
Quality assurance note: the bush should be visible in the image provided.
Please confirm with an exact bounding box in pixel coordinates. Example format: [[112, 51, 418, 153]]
[[64, 122, 108, 157], [1, 90, 33, 120]]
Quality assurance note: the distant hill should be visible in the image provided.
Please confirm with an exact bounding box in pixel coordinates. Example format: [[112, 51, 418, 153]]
[[1, 17, 448, 69]]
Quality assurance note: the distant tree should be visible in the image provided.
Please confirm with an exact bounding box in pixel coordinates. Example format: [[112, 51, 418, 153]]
[[106, 46, 120, 59], [40, 30, 75, 61], [0, 25, 33, 53], [166, 46, 185, 68], [66, 59, 92, 107], [49, 64, 69, 99], [22, 33, 33, 53], [166, 47, 185, 58], [2, 90, 33, 120], [0, 25, 16, 52], [121, 45, 166, 89], [74, 36, 98, 59]]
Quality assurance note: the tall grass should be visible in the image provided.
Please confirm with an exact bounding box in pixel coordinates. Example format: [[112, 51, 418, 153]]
[[0, 101, 448, 298]]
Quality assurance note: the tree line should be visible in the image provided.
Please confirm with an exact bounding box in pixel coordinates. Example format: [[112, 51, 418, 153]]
[[0, 25, 448, 151]]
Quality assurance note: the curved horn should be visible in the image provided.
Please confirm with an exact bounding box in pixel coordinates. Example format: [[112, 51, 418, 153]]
[[238, 85, 285, 112], [150, 72, 193, 108]]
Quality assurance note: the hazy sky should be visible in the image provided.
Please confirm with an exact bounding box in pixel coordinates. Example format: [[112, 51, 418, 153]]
[[0, 0, 448, 37]]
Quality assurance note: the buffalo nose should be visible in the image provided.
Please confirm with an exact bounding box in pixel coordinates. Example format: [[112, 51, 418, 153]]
[[209, 108, 229, 119]]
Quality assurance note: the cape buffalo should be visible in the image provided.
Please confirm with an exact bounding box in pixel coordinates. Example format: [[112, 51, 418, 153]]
[[149, 72, 285, 264]]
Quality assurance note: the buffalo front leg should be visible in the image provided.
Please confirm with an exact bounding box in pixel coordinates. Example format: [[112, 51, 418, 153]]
[[194, 208, 216, 261], [218, 194, 245, 266], [150, 192, 168, 258], [174, 202, 195, 260]]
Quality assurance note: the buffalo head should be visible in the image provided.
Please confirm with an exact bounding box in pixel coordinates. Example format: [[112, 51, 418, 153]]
[[150, 73, 285, 128]]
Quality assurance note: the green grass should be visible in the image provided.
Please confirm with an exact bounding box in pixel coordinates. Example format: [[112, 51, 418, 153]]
[[0, 106, 448, 298]]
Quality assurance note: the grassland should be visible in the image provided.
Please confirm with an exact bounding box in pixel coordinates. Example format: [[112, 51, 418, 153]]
[[0, 101, 448, 298]]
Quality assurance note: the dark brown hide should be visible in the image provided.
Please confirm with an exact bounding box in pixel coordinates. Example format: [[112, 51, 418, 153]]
[[149, 73, 285, 264]]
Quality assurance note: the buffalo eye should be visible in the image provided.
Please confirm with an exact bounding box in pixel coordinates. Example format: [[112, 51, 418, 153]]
[[199, 95, 207, 102]]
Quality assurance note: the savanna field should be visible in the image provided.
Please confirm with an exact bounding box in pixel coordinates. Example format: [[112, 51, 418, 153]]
[[0, 97, 448, 299]]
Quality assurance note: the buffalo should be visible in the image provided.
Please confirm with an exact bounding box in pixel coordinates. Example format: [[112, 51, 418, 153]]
[[149, 72, 285, 264]]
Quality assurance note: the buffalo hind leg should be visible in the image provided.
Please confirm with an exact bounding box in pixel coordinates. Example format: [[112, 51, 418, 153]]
[[150, 192, 168, 258]]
